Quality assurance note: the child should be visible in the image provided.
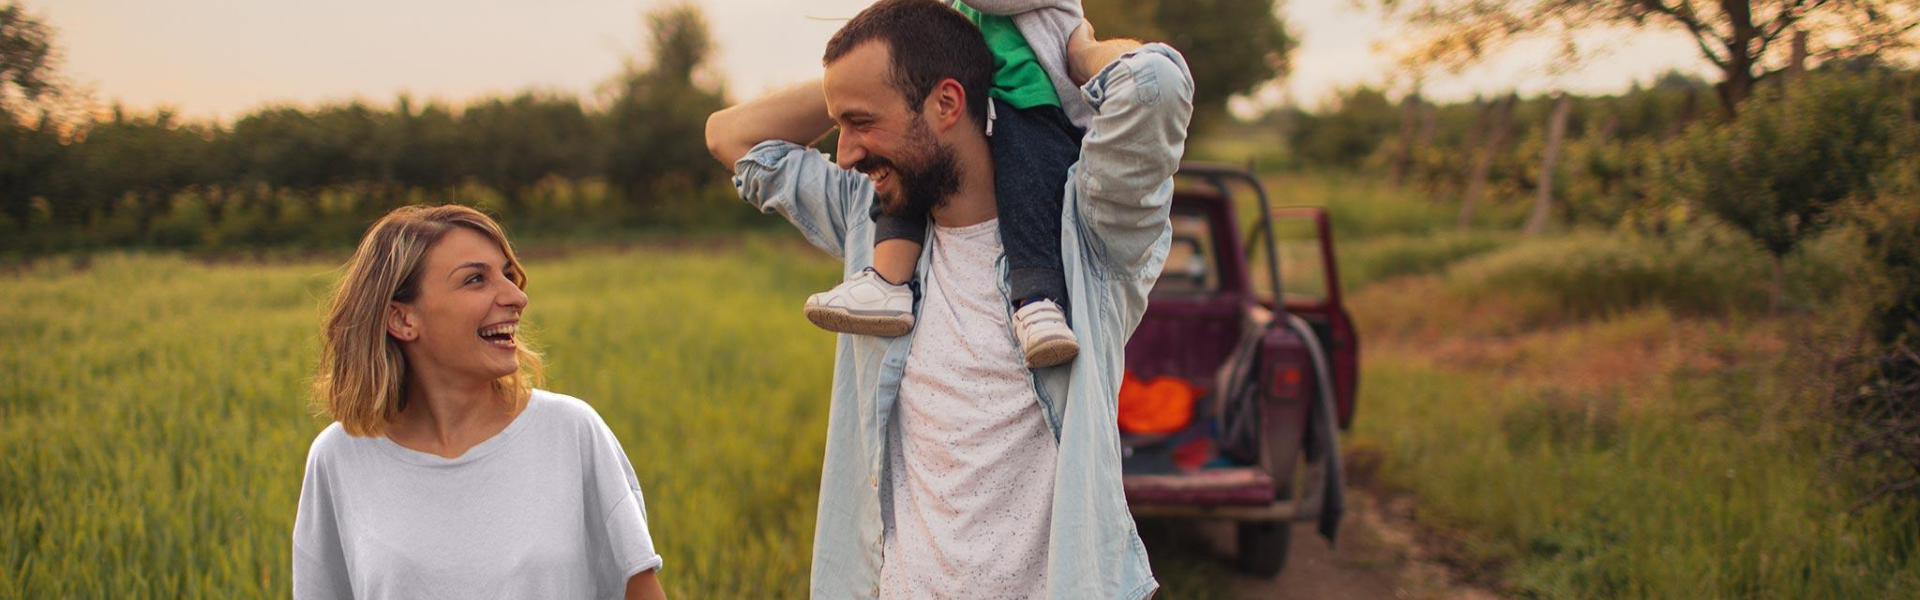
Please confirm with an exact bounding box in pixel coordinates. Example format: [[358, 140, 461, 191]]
[[803, 0, 1091, 368]]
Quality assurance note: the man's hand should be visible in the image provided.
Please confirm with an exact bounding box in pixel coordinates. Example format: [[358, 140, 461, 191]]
[[1066, 19, 1144, 87], [705, 80, 836, 170]]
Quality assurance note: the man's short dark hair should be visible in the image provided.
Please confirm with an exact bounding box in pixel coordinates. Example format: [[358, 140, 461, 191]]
[[823, 0, 993, 126]]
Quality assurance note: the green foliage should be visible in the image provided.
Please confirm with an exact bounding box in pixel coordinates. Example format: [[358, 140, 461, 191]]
[[1666, 72, 1913, 259], [1083, 0, 1293, 129], [1853, 158, 1920, 347], [1443, 226, 1863, 323], [462, 93, 598, 212], [1360, 345, 1920, 599], [0, 105, 61, 228], [0, 3, 748, 256], [602, 4, 728, 210], [1285, 87, 1398, 170], [0, 241, 844, 598], [1339, 230, 1515, 288], [0, 1, 59, 113]]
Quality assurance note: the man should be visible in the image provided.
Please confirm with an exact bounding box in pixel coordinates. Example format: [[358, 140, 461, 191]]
[[704, 0, 1193, 597]]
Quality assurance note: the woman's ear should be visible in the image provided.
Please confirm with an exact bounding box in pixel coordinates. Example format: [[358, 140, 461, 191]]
[[386, 301, 417, 342]]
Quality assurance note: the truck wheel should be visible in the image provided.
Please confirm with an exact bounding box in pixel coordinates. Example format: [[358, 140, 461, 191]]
[[1235, 520, 1291, 577]]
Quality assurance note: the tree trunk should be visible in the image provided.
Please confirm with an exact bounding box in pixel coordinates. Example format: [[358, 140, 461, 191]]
[[1783, 29, 1809, 95], [1715, 0, 1760, 116], [1524, 93, 1573, 235], [1459, 94, 1516, 229], [1389, 92, 1422, 187], [1418, 101, 1438, 189]]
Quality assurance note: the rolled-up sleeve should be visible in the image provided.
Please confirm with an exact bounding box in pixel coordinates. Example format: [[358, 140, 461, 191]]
[[1073, 44, 1195, 277], [732, 140, 873, 260]]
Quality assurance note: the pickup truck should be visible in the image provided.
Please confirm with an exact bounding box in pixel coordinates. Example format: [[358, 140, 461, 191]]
[[1122, 163, 1360, 577]]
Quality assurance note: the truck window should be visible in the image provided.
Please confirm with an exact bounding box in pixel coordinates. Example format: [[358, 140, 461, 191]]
[[1154, 208, 1220, 296]]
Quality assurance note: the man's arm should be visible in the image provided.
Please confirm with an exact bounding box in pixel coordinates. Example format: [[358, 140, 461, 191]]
[[1068, 22, 1195, 276], [705, 80, 869, 260], [705, 80, 834, 170]]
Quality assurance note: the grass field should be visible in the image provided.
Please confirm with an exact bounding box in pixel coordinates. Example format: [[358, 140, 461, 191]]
[[8, 169, 1919, 597], [0, 238, 843, 598]]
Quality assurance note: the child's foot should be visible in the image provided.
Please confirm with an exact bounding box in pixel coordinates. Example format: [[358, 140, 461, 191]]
[[804, 267, 915, 337], [1013, 299, 1079, 368]]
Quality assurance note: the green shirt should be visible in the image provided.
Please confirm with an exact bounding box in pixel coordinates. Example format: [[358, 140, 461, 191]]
[[956, 2, 1061, 109]]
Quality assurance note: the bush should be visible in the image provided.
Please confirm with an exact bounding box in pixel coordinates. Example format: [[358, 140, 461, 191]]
[[1339, 230, 1516, 288], [1443, 226, 1865, 323], [1664, 71, 1915, 309]]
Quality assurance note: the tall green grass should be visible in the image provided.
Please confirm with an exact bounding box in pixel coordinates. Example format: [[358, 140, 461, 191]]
[[0, 239, 842, 598], [1345, 221, 1918, 598], [1443, 226, 1865, 324], [1355, 331, 1920, 599]]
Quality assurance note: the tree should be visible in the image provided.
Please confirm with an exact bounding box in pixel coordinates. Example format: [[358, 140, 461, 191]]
[[460, 92, 596, 213], [0, 103, 61, 228], [1083, 0, 1295, 129], [1665, 71, 1911, 312], [1, 2, 74, 230], [71, 107, 213, 235], [226, 107, 311, 219], [1458, 93, 1518, 228], [603, 3, 728, 209], [0, 1, 62, 116], [1370, 0, 1920, 115], [1286, 86, 1399, 169], [384, 96, 465, 205], [1522, 92, 1572, 234]]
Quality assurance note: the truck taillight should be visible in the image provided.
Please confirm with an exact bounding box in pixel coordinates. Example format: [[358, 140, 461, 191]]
[[1270, 365, 1304, 402]]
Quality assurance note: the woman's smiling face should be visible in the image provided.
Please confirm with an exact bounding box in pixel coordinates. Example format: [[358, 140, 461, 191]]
[[388, 227, 529, 386]]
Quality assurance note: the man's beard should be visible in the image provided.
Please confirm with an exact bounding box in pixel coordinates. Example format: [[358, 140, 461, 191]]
[[859, 118, 961, 219]]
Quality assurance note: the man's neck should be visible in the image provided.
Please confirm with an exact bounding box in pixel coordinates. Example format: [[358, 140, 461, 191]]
[[928, 134, 997, 228]]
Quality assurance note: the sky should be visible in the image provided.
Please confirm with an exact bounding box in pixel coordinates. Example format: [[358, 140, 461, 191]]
[[38, 0, 1720, 122]]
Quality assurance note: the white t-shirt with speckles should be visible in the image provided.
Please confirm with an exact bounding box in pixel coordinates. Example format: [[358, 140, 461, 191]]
[[880, 219, 1059, 599]]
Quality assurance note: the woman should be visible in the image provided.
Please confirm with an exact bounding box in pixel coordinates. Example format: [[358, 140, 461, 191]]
[[293, 205, 666, 600]]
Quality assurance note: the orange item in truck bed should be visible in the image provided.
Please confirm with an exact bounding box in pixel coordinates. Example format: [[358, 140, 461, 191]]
[[1117, 371, 1203, 434]]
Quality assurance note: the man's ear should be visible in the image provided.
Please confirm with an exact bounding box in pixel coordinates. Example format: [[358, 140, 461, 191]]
[[926, 78, 968, 132], [386, 301, 418, 342]]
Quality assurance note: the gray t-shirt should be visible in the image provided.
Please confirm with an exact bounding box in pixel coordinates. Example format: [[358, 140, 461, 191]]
[[292, 389, 661, 600]]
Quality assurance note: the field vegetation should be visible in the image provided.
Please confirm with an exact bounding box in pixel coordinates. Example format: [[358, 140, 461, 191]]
[[0, 240, 843, 598]]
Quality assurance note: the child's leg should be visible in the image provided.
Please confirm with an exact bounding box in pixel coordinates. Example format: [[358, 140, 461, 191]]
[[868, 201, 925, 284], [990, 98, 1080, 311], [801, 205, 925, 337], [987, 97, 1083, 367], [873, 239, 921, 286]]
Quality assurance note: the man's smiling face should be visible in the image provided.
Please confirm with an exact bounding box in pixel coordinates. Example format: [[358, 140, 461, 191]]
[[823, 40, 960, 217]]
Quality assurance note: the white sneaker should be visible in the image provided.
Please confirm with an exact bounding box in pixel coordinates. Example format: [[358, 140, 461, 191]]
[[1013, 299, 1079, 368], [804, 267, 915, 337]]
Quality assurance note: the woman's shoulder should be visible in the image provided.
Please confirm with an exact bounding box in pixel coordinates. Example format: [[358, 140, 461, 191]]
[[528, 389, 615, 430], [303, 422, 359, 466]]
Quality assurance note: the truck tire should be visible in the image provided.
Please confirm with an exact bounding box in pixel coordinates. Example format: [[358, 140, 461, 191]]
[[1236, 520, 1291, 577]]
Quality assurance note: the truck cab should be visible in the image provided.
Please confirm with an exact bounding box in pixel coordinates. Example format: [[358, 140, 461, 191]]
[[1121, 163, 1360, 577]]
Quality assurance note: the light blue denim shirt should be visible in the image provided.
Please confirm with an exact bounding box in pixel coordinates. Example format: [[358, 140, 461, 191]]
[[732, 44, 1193, 600]]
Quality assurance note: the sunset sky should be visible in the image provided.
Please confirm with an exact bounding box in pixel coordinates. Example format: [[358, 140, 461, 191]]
[[39, 0, 1718, 121]]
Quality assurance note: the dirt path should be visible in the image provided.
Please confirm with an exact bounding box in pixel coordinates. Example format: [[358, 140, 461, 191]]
[[1139, 490, 1500, 599]]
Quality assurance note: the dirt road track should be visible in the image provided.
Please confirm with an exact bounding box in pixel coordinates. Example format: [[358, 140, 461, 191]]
[[1139, 490, 1500, 599]]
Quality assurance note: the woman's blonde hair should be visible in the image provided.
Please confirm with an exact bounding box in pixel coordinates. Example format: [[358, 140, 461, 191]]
[[312, 204, 543, 437]]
